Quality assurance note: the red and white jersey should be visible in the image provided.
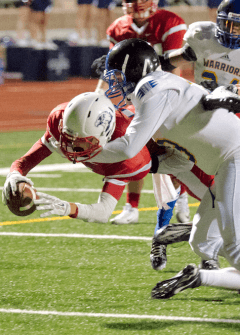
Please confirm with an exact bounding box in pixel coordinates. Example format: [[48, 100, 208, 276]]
[[107, 9, 187, 54], [10, 103, 151, 201]]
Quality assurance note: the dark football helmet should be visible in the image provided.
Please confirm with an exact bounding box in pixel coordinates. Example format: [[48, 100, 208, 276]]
[[103, 38, 160, 108], [216, 0, 240, 49]]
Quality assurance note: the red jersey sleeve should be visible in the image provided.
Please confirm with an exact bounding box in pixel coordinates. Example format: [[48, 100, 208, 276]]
[[10, 139, 52, 176], [44, 102, 68, 143], [10, 102, 69, 176], [159, 11, 187, 53]]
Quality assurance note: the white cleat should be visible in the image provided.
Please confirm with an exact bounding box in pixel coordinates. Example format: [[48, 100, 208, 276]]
[[175, 191, 190, 223], [110, 203, 139, 224]]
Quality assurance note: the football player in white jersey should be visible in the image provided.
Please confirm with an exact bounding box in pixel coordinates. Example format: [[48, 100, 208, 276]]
[[91, 38, 240, 296], [151, 0, 240, 271], [92, 0, 189, 228], [160, 0, 240, 89]]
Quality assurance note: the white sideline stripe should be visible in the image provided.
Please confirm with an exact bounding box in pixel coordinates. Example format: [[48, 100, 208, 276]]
[[0, 186, 154, 194], [0, 232, 152, 241], [0, 308, 239, 324]]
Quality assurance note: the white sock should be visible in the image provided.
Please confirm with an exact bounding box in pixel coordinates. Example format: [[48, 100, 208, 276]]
[[200, 267, 240, 290]]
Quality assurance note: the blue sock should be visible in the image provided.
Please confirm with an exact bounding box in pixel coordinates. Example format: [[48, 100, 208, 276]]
[[154, 199, 178, 235]]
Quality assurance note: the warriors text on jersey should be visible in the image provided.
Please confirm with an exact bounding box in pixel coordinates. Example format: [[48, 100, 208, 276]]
[[107, 9, 187, 54], [10, 103, 151, 201], [184, 21, 240, 86]]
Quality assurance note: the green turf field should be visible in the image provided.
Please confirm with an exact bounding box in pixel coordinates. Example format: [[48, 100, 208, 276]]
[[0, 131, 239, 335]]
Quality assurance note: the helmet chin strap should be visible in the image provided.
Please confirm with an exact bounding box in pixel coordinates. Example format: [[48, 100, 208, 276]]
[[125, 93, 133, 105]]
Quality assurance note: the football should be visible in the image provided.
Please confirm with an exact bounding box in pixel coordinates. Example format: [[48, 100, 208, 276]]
[[6, 181, 38, 217]]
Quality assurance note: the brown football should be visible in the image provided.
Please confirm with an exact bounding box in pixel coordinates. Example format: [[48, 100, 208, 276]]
[[7, 181, 38, 217]]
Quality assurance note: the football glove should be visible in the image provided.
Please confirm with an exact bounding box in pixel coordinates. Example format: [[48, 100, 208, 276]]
[[34, 192, 71, 218], [150, 147, 194, 175], [91, 55, 107, 78], [2, 170, 34, 205], [159, 44, 197, 72], [201, 85, 240, 113], [200, 80, 218, 92]]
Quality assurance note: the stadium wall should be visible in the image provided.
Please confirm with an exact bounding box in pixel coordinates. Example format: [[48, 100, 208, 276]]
[[0, 4, 210, 31]]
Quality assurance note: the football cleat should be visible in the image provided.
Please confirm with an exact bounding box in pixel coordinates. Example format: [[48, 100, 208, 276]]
[[110, 203, 139, 224], [150, 238, 167, 270], [200, 258, 220, 270], [151, 264, 201, 299], [154, 223, 192, 245], [175, 192, 190, 223]]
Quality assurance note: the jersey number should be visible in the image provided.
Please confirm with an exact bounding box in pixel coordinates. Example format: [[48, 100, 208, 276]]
[[155, 139, 196, 163], [202, 70, 239, 85]]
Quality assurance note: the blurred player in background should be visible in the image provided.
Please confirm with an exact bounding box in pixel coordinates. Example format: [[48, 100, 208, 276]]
[[92, 0, 118, 47], [72, 0, 97, 45], [2, 92, 151, 223], [16, 0, 32, 47], [29, 0, 54, 49], [93, 0, 190, 233], [70, 0, 117, 46]]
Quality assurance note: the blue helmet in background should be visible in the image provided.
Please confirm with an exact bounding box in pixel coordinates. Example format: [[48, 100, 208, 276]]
[[216, 0, 240, 49]]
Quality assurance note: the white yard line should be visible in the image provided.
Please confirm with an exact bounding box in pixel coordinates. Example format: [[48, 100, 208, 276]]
[[0, 163, 88, 176], [0, 186, 154, 193], [0, 232, 152, 241], [0, 308, 239, 324]]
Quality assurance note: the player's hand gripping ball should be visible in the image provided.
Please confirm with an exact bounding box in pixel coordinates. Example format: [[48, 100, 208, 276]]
[[6, 182, 38, 216]]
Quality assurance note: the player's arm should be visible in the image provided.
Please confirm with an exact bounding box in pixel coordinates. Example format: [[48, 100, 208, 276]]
[[10, 138, 52, 175], [159, 14, 191, 72], [92, 29, 116, 94], [2, 107, 62, 204], [201, 85, 240, 113], [2, 138, 52, 204], [159, 43, 197, 72], [92, 89, 180, 164], [91, 54, 108, 94], [34, 180, 126, 223]]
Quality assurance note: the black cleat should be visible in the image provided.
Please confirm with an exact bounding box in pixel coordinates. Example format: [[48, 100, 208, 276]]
[[150, 238, 167, 270], [151, 264, 201, 299]]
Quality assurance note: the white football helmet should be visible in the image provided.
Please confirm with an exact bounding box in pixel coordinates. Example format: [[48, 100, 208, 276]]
[[59, 92, 116, 163]]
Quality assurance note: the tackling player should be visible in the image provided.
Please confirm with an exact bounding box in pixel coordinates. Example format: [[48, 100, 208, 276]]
[[92, 0, 190, 257], [151, 0, 240, 270], [90, 38, 240, 295], [2, 92, 151, 223]]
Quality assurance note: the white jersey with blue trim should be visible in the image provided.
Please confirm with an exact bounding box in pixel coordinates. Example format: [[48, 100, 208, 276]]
[[93, 70, 240, 176], [184, 21, 240, 86]]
